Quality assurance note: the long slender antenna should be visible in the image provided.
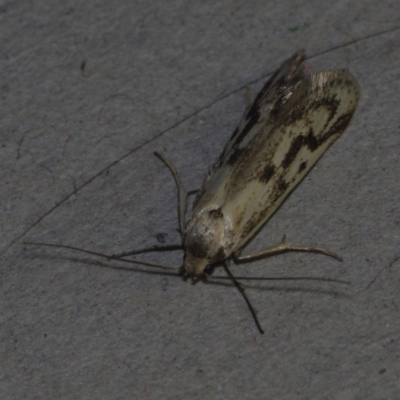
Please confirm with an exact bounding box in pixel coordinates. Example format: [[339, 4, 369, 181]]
[[23, 242, 181, 272], [112, 244, 183, 259]]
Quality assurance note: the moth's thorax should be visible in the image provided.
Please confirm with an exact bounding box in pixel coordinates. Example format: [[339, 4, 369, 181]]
[[183, 206, 233, 276]]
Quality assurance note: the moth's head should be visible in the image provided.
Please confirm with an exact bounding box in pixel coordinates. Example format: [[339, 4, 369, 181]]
[[183, 251, 214, 282], [183, 206, 231, 281]]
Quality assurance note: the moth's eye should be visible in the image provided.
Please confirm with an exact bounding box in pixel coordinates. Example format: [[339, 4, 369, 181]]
[[204, 264, 214, 275]]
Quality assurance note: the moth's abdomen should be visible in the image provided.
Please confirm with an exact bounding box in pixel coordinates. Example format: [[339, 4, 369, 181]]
[[184, 207, 233, 276]]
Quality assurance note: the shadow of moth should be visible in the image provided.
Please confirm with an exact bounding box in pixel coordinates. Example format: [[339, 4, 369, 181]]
[[26, 50, 360, 334]]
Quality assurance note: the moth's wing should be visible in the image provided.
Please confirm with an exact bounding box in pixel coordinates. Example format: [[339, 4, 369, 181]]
[[221, 49, 307, 164], [193, 50, 307, 206], [193, 66, 360, 253]]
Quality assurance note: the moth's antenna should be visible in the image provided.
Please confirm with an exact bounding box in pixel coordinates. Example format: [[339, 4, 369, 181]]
[[111, 244, 183, 259], [23, 242, 181, 272]]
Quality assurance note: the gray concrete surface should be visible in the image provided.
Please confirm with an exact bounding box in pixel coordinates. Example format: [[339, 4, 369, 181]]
[[1, 1, 400, 399]]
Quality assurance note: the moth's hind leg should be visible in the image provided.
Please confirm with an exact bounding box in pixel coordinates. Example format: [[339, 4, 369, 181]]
[[234, 235, 342, 263]]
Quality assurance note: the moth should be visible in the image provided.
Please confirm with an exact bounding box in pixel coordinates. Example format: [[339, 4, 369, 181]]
[[26, 50, 360, 334]]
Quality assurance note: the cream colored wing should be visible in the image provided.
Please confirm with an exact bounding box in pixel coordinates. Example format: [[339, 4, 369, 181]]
[[191, 52, 360, 254]]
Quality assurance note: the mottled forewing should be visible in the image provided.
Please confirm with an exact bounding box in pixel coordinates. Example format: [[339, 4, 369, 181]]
[[193, 60, 359, 254], [193, 50, 307, 205]]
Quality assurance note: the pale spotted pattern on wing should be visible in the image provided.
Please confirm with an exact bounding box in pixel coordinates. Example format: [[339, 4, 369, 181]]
[[187, 50, 360, 259]]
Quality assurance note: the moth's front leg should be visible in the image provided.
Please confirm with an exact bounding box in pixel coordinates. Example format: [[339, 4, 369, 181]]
[[112, 155, 201, 260], [154, 152, 189, 234], [234, 235, 342, 262], [223, 260, 264, 334]]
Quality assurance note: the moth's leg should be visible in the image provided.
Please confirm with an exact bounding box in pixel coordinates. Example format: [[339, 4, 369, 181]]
[[113, 192, 199, 259], [114, 154, 197, 260], [154, 152, 188, 234], [111, 244, 183, 259], [223, 260, 264, 334], [234, 235, 342, 262]]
